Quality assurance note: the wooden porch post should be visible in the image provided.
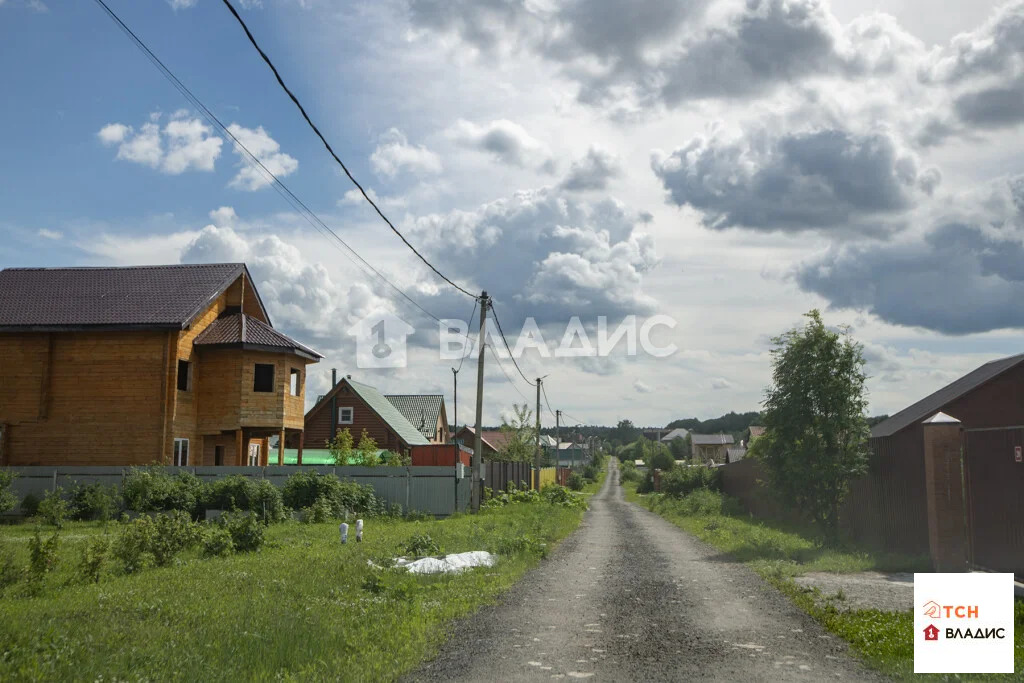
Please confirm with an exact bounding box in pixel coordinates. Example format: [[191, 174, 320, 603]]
[[236, 429, 244, 466], [297, 431, 304, 466], [278, 429, 285, 466]]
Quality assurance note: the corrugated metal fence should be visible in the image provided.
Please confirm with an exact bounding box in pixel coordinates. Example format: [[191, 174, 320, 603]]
[[2, 465, 471, 517], [720, 435, 930, 555]]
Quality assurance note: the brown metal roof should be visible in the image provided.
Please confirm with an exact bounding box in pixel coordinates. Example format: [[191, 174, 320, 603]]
[[0, 263, 258, 330], [871, 353, 1024, 438], [193, 312, 322, 359], [691, 433, 734, 445]]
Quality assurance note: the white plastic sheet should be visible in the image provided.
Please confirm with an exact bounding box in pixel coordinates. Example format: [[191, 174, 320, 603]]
[[394, 551, 497, 575]]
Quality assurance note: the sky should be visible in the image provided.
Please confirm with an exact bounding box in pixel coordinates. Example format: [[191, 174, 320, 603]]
[[2, 0, 1024, 428]]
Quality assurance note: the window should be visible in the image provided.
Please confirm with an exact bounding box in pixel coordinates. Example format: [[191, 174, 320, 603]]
[[247, 442, 261, 467], [338, 407, 354, 424], [290, 368, 301, 396], [173, 438, 189, 467], [253, 363, 275, 392], [176, 359, 191, 391], [214, 445, 224, 467]]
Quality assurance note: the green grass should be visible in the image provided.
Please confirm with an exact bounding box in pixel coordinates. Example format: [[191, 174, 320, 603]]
[[624, 482, 1024, 681], [0, 503, 584, 682], [578, 457, 609, 496]]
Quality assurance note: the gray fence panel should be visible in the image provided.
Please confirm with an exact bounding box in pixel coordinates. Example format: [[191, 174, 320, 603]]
[[407, 476, 454, 516]]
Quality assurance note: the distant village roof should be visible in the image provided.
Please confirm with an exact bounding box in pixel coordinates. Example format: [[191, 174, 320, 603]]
[[306, 377, 430, 447], [384, 395, 443, 439], [193, 312, 321, 359], [457, 426, 512, 453], [871, 353, 1024, 438], [748, 426, 766, 439], [660, 428, 690, 442], [0, 263, 268, 330], [691, 433, 734, 445], [539, 434, 558, 448], [725, 448, 747, 463]]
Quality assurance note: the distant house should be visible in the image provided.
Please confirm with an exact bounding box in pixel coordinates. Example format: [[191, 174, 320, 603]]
[[691, 434, 734, 463], [0, 263, 321, 467], [294, 374, 429, 456], [454, 426, 512, 458], [384, 394, 449, 444], [748, 425, 766, 443], [725, 447, 747, 464], [660, 428, 690, 443], [557, 441, 587, 467]]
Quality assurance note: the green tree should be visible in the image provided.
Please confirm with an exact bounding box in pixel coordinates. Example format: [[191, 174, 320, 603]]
[[668, 435, 691, 461], [496, 403, 536, 462], [0, 470, 16, 514], [609, 419, 641, 446], [356, 429, 380, 467], [756, 310, 870, 539], [326, 428, 355, 466]]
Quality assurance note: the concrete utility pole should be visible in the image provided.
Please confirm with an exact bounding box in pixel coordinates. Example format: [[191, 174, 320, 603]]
[[471, 291, 489, 512], [534, 378, 542, 490], [556, 409, 564, 470], [451, 367, 458, 444]]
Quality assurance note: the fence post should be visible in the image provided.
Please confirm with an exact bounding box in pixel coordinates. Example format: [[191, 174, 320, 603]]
[[405, 466, 411, 514], [922, 412, 968, 572]]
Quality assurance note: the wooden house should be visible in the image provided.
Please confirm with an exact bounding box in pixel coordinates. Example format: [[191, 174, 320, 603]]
[[384, 394, 450, 444], [293, 374, 430, 456], [0, 263, 321, 466], [453, 426, 512, 458], [690, 433, 734, 463]]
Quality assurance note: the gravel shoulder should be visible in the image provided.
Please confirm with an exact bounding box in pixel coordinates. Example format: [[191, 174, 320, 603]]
[[408, 464, 885, 682], [794, 572, 914, 612]]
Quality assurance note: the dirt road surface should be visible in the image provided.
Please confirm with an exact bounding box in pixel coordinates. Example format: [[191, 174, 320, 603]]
[[409, 464, 884, 682]]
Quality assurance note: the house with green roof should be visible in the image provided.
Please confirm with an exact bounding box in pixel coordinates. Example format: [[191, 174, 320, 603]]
[[384, 394, 450, 444], [287, 372, 430, 458]]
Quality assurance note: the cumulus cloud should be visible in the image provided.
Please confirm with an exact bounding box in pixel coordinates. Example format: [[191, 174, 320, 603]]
[[795, 176, 1024, 333], [633, 379, 654, 393], [168, 0, 197, 9], [652, 125, 938, 236], [37, 229, 62, 240], [560, 146, 622, 192], [408, 185, 658, 325], [447, 119, 554, 172], [370, 128, 442, 178], [225, 123, 298, 191], [407, 0, 923, 112], [97, 111, 222, 175], [180, 218, 390, 340], [710, 377, 733, 390]]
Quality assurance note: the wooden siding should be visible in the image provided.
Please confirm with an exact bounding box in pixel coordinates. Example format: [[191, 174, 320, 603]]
[[1, 330, 168, 465]]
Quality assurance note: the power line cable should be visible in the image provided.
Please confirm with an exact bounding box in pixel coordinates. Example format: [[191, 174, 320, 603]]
[[454, 298, 478, 374], [219, 0, 475, 300], [488, 301, 537, 388], [540, 382, 558, 420], [91, 0, 470, 339], [488, 343, 531, 403]]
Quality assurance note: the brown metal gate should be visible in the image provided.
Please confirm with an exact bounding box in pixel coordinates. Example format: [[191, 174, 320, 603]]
[[963, 427, 1024, 573]]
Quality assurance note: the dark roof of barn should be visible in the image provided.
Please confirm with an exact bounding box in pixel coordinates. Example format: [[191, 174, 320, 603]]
[[871, 353, 1024, 438], [691, 433, 734, 445], [384, 395, 443, 439], [0, 263, 267, 330], [193, 312, 322, 359]]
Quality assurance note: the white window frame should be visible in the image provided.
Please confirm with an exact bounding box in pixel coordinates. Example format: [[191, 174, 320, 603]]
[[290, 368, 302, 396], [173, 438, 189, 467], [338, 406, 354, 424], [248, 442, 261, 467], [176, 359, 192, 392]]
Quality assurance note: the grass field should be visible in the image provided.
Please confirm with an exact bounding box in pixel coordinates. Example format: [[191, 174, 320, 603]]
[[0, 502, 584, 682], [624, 481, 1024, 681]]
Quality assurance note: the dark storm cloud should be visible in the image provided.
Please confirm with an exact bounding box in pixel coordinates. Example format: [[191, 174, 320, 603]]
[[559, 147, 622, 192], [652, 127, 935, 236], [795, 177, 1024, 334]]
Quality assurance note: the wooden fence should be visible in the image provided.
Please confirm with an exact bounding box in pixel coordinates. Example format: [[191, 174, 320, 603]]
[[719, 434, 930, 555]]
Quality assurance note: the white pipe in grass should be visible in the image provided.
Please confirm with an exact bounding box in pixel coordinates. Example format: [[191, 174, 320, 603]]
[[356, 519, 364, 542], [340, 522, 349, 544]]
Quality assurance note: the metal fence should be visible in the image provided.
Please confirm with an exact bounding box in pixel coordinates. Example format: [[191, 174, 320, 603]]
[[1, 465, 471, 517], [963, 427, 1024, 572], [719, 436, 931, 555]]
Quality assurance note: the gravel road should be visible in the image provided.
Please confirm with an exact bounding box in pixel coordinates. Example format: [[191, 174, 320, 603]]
[[409, 463, 885, 682]]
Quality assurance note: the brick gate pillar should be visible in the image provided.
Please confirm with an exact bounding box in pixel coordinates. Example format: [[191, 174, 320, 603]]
[[922, 412, 968, 572]]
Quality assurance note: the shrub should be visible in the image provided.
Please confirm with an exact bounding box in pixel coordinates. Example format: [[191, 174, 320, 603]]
[[38, 489, 70, 528], [619, 460, 642, 484], [250, 479, 286, 524], [27, 529, 59, 592], [300, 496, 333, 524], [659, 466, 721, 499], [566, 472, 585, 491], [380, 450, 411, 466], [20, 492, 41, 518], [403, 534, 441, 557], [648, 449, 676, 472], [221, 511, 264, 553], [69, 483, 121, 522], [541, 484, 588, 510], [77, 535, 111, 584], [113, 516, 156, 574], [150, 511, 203, 566], [122, 468, 203, 516], [200, 476, 285, 524], [0, 470, 16, 514], [494, 534, 546, 557], [201, 526, 235, 558], [281, 471, 382, 518]]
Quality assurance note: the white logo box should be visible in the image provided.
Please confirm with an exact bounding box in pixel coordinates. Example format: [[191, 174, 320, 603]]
[[914, 572, 1015, 674]]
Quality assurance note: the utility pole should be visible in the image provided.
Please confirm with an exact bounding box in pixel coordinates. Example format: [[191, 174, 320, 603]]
[[471, 291, 488, 512], [556, 410, 564, 470], [451, 367, 458, 444], [534, 378, 542, 490]]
